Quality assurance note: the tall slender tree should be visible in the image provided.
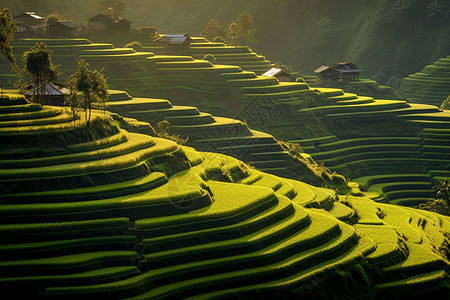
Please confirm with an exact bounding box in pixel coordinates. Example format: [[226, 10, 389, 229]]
[[0, 8, 17, 71], [22, 42, 59, 105], [66, 60, 108, 126]]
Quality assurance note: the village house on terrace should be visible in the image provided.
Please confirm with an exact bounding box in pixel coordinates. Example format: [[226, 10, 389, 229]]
[[154, 34, 194, 54], [262, 67, 297, 82], [314, 62, 364, 82], [13, 12, 45, 35], [25, 82, 70, 106], [48, 21, 79, 38], [87, 14, 132, 33]]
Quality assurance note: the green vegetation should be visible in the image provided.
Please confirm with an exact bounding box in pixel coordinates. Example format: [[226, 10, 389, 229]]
[[398, 55, 450, 107], [22, 42, 59, 105], [0, 2, 449, 297], [0, 8, 17, 70], [0, 92, 449, 299], [66, 59, 108, 125], [200, 18, 226, 41]]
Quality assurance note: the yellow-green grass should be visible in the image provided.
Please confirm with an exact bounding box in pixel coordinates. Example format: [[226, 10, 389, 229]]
[[327, 202, 355, 221], [312, 144, 420, 160], [0, 172, 168, 204], [380, 242, 448, 282], [0, 235, 138, 260], [0, 251, 138, 277], [354, 174, 433, 188], [107, 98, 172, 112], [44, 211, 352, 299], [135, 181, 276, 230], [241, 82, 309, 93], [398, 55, 450, 106], [140, 195, 293, 253], [317, 137, 422, 151], [0, 218, 129, 243], [166, 112, 215, 126], [0, 266, 140, 289], [0, 135, 177, 178], [298, 99, 409, 114], [139, 198, 310, 269]]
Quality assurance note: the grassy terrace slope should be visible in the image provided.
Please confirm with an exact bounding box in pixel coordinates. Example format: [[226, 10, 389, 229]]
[[139, 36, 273, 75], [398, 55, 450, 107], [105, 90, 336, 186], [290, 88, 450, 206], [1, 94, 449, 299], [1, 38, 448, 206]]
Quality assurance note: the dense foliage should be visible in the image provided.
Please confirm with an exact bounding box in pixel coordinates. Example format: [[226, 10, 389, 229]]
[[22, 42, 59, 105], [0, 8, 17, 70], [67, 59, 108, 126]]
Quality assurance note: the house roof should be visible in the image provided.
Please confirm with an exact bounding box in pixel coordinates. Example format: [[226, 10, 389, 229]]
[[13, 12, 45, 21], [88, 14, 115, 22], [261, 67, 294, 78], [49, 21, 79, 29], [25, 82, 70, 96], [314, 62, 364, 74], [113, 18, 132, 24], [154, 34, 193, 44], [314, 65, 333, 73]]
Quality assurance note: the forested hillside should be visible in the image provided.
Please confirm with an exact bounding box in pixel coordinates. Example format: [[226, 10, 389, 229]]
[[2, 0, 449, 86]]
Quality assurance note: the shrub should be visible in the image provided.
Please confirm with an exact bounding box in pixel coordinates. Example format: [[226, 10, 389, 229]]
[[157, 120, 188, 145]]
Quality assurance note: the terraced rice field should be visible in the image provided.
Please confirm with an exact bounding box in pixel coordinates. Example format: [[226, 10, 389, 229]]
[[2, 38, 449, 208], [293, 88, 450, 206], [1, 95, 449, 298], [398, 55, 450, 107], [106, 90, 298, 178]]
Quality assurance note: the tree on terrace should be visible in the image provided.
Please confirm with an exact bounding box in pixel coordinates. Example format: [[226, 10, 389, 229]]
[[22, 42, 59, 105], [0, 8, 18, 71], [66, 60, 108, 126], [201, 18, 226, 41], [226, 11, 257, 46]]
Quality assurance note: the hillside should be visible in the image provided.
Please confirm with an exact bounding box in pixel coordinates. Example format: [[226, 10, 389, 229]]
[[1, 93, 450, 299], [2, 0, 449, 82], [2, 37, 449, 206], [398, 55, 450, 107]]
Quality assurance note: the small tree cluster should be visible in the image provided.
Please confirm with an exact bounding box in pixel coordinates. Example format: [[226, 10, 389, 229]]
[[157, 120, 189, 145], [66, 60, 108, 126], [0, 8, 17, 71], [200, 18, 226, 42], [22, 42, 59, 105], [200, 12, 257, 46]]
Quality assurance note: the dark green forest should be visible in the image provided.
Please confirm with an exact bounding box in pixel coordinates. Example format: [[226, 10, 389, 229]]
[[2, 0, 449, 84]]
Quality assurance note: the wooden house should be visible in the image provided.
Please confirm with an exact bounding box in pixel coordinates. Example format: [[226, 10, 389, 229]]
[[314, 62, 363, 82], [25, 82, 70, 106], [13, 12, 45, 35], [47, 21, 79, 38], [88, 14, 114, 31], [262, 67, 297, 82], [106, 19, 132, 33], [154, 34, 193, 54]]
